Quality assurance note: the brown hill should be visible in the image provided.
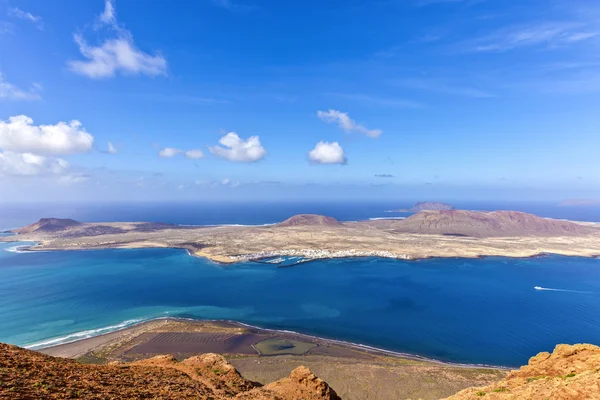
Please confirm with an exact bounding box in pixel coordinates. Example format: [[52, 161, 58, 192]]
[[13, 218, 82, 235], [0, 342, 340, 400], [277, 214, 342, 227], [445, 344, 600, 400], [376, 210, 595, 237]]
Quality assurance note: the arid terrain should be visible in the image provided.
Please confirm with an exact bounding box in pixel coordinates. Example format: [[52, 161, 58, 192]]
[[2, 319, 598, 399], [3, 210, 600, 264], [19, 319, 507, 400], [445, 344, 600, 399]]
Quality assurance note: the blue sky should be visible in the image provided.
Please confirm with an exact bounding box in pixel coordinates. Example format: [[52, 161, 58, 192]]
[[1, 0, 599, 202]]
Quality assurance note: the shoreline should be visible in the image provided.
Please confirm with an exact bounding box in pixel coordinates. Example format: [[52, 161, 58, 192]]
[[32, 316, 510, 370], [4, 239, 600, 265]]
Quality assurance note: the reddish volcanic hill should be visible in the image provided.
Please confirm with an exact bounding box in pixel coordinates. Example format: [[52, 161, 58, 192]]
[[374, 210, 595, 237], [13, 218, 82, 235], [445, 344, 600, 400], [277, 214, 342, 227], [0, 342, 340, 400]]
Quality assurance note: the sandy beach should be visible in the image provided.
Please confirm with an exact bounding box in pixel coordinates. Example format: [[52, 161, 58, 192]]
[[35, 317, 508, 400]]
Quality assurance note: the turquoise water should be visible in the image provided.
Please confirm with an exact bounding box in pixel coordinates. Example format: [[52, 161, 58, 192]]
[[1, 242, 600, 367]]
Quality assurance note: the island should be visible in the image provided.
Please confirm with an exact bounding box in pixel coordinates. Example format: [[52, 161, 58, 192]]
[[387, 201, 455, 213], [3, 210, 600, 264]]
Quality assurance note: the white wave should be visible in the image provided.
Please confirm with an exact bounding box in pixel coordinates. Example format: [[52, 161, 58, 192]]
[[25, 318, 145, 349], [534, 286, 592, 294], [3, 243, 41, 253], [369, 217, 406, 221]]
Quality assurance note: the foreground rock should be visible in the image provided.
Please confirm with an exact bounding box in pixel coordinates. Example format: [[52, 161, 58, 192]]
[[445, 344, 600, 399], [0, 343, 340, 399]]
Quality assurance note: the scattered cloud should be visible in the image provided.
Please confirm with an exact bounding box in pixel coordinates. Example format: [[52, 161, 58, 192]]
[[68, 1, 167, 79], [220, 178, 240, 187], [325, 93, 421, 108], [0, 151, 68, 176], [0, 115, 94, 155], [375, 173, 394, 178], [58, 174, 91, 185], [158, 147, 182, 158], [396, 79, 495, 98], [461, 22, 599, 53], [0, 74, 42, 101], [107, 141, 117, 154], [184, 149, 204, 159], [159, 147, 205, 159], [194, 178, 240, 187], [9, 7, 43, 30], [209, 132, 266, 162], [308, 141, 347, 165], [317, 109, 382, 138], [98, 0, 116, 26]]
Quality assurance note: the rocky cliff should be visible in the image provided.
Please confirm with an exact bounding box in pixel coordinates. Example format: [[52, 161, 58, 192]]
[[445, 344, 600, 399], [0, 343, 340, 400]]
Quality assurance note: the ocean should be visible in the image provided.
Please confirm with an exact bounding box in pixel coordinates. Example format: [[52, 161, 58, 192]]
[[1, 200, 599, 230], [0, 201, 599, 367]]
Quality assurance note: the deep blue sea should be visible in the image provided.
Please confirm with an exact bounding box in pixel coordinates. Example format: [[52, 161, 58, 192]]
[[1, 201, 599, 367], [1, 200, 599, 229]]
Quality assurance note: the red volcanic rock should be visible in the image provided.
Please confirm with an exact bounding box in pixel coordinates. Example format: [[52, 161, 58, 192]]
[[0, 342, 340, 400], [277, 214, 342, 227], [375, 210, 595, 237], [445, 344, 600, 399], [13, 218, 82, 234]]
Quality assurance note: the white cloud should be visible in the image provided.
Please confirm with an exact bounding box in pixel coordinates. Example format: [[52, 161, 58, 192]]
[[68, 34, 167, 79], [99, 0, 116, 26], [9, 7, 43, 30], [209, 132, 267, 162], [58, 174, 90, 185], [0, 151, 69, 176], [107, 141, 117, 154], [158, 147, 182, 158], [308, 141, 347, 165], [0, 115, 94, 155], [0, 74, 42, 101], [159, 147, 204, 159], [464, 22, 600, 52], [68, 1, 167, 79], [317, 109, 382, 138], [184, 149, 204, 159]]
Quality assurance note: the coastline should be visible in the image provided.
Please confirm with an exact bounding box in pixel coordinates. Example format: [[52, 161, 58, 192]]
[[34, 316, 510, 370], [5, 238, 600, 266]]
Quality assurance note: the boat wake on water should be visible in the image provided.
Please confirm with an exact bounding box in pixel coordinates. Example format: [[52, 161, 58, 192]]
[[534, 286, 592, 294]]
